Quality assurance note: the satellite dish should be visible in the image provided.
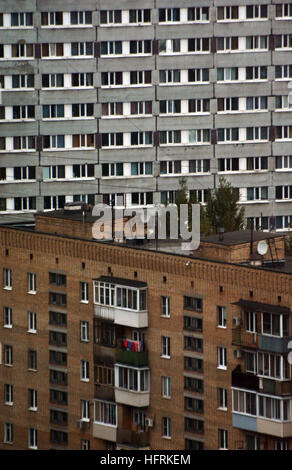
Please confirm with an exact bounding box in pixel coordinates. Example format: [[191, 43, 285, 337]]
[[257, 240, 268, 256]]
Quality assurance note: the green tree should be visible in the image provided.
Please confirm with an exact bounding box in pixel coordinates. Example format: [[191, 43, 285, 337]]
[[201, 177, 245, 234]]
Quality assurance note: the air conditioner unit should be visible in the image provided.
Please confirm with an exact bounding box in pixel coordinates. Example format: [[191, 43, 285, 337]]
[[77, 420, 89, 430], [145, 417, 154, 428], [233, 317, 242, 327], [234, 349, 242, 359]]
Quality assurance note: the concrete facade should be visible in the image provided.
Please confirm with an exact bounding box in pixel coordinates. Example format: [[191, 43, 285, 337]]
[[0, 1, 292, 232]]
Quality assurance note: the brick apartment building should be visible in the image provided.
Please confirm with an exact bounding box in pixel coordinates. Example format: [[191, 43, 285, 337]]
[[1, 0, 292, 232], [0, 204, 292, 450]]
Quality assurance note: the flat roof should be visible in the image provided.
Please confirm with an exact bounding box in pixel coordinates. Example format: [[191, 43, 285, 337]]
[[200, 231, 281, 246], [233, 299, 290, 315]]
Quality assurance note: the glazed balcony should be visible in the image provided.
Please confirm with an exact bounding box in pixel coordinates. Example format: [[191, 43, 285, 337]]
[[114, 364, 150, 407]]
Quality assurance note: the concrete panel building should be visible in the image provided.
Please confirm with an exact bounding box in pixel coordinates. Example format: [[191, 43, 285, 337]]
[[0, 1, 292, 232]]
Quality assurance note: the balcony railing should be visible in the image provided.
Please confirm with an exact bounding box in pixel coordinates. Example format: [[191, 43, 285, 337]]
[[117, 429, 149, 448], [116, 339, 148, 367], [232, 328, 259, 349], [94, 304, 148, 328], [94, 384, 115, 402], [232, 369, 259, 391]]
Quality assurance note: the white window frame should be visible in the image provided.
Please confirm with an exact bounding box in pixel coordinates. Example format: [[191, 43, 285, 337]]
[[81, 360, 90, 382], [3, 268, 12, 290], [4, 423, 13, 444], [80, 282, 89, 303], [81, 400, 90, 422], [219, 429, 228, 450], [217, 306, 227, 328], [161, 336, 171, 358], [28, 311, 37, 333], [161, 296, 170, 318], [81, 321, 89, 342], [3, 307, 12, 328], [4, 384, 13, 405], [218, 346, 227, 369], [28, 273, 36, 294], [94, 399, 117, 427], [28, 389, 37, 411], [218, 388, 227, 410], [28, 428, 37, 450], [162, 376, 171, 398], [162, 417, 172, 438]]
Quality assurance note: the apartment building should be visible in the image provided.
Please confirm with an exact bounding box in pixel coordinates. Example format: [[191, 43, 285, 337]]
[[0, 0, 292, 230], [0, 204, 292, 450]]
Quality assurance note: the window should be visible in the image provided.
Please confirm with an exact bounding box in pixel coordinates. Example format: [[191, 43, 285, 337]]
[[217, 67, 238, 82], [95, 365, 114, 386], [276, 156, 292, 170], [94, 319, 116, 348], [28, 350, 37, 371], [218, 306, 227, 328], [43, 135, 65, 150], [4, 423, 13, 444], [246, 96, 268, 111], [246, 66, 267, 81], [218, 97, 239, 112], [12, 105, 35, 120], [49, 332, 67, 348], [184, 357, 203, 373], [4, 345, 13, 366], [188, 129, 210, 144], [44, 196, 66, 211], [185, 439, 204, 450], [219, 429, 228, 450], [188, 7, 209, 22], [117, 366, 150, 392], [94, 400, 117, 426], [246, 187, 268, 201], [162, 336, 170, 358], [100, 10, 122, 25], [81, 440, 90, 450], [50, 409, 68, 426], [185, 417, 204, 434], [130, 40, 151, 55], [4, 384, 13, 405], [275, 126, 292, 140], [28, 389, 37, 410], [49, 350, 67, 366], [41, 43, 63, 58], [102, 163, 124, 177], [275, 34, 292, 49], [13, 167, 36, 181], [217, 6, 239, 21], [28, 428, 37, 449], [162, 376, 171, 398], [81, 321, 89, 342], [160, 130, 181, 145], [42, 74, 64, 89], [262, 312, 288, 337], [101, 41, 122, 56], [101, 71, 123, 87], [218, 128, 239, 142], [102, 102, 123, 117], [188, 69, 209, 83], [41, 12, 63, 26], [3, 307, 12, 328], [159, 100, 181, 115], [50, 389, 68, 406], [131, 162, 152, 176], [217, 37, 239, 52], [218, 388, 227, 410], [159, 39, 181, 54], [102, 133, 124, 148], [246, 352, 257, 374], [3, 269, 12, 289], [246, 311, 257, 333], [159, 8, 180, 23], [162, 417, 171, 438], [188, 99, 210, 113], [159, 69, 181, 84], [184, 316, 203, 332], [218, 158, 239, 172], [50, 430, 68, 446], [246, 36, 268, 50], [71, 42, 93, 57], [130, 71, 151, 86], [94, 280, 147, 311], [247, 157, 268, 171], [49, 272, 66, 286], [81, 400, 90, 421], [50, 370, 67, 387], [49, 311, 67, 328], [28, 311, 36, 333], [72, 73, 93, 88], [185, 397, 204, 413], [246, 5, 268, 19], [80, 282, 89, 303], [276, 186, 292, 200], [42, 104, 64, 119], [257, 352, 286, 380], [11, 12, 33, 27], [129, 9, 151, 24], [275, 96, 291, 111], [130, 131, 152, 146], [276, 4, 292, 19], [28, 273, 36, 293], [161, 296, 170, 317], [11, 74, 34, 89], [184, 377, 204, 393], [160, 161, 181, 175], [49, 292, 67, 307], [218, 347, 227, 369], [184, 336, 203, 352], [70, 11, 92, 25], [184, 296, 202, 312], [81, 360, 90, 381]]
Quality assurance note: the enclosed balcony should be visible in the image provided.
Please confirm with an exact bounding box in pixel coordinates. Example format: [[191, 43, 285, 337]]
[[93, 399, 117, 442], [117, 429, 150, 449], [116, 338, 148, 367], [114, 363, 150, 407], [93, 276, 148, 328]]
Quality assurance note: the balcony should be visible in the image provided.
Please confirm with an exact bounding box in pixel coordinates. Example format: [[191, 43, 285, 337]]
[[94, 384, 115, 402], [232, 328, 259, 349], [115, 388, 150, 408], [117, 429, 149, 449], [232, 368, 259, 392], [261, 378, 292, 396], [93, 422, 117, 442], [94, 305, 148, 329], [259, 335, 292, 353], [116, 339, 148, 367]]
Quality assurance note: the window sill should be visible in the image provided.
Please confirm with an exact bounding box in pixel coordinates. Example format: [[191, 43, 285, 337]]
[[80, 379, 90, 383], [217, 366, 227, 371], [27, 330, 37, 334], [28, 407, 37, 412], [4, 325, 12, 329], [218, 407, 227, 412], [160, 315, 171, 319], [28, 369, 38, 372], [217, 326, 227, 329], [162, 436, 172, 440], [3, 287, 12, 291], [80, 300, 89, 304], [27, 291, 36, 295], [4, 402, 13, 406], [161, 355, 171, 360]]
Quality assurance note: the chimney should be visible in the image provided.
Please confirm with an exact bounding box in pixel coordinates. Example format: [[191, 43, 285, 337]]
[[218, 227, 224, 241]]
